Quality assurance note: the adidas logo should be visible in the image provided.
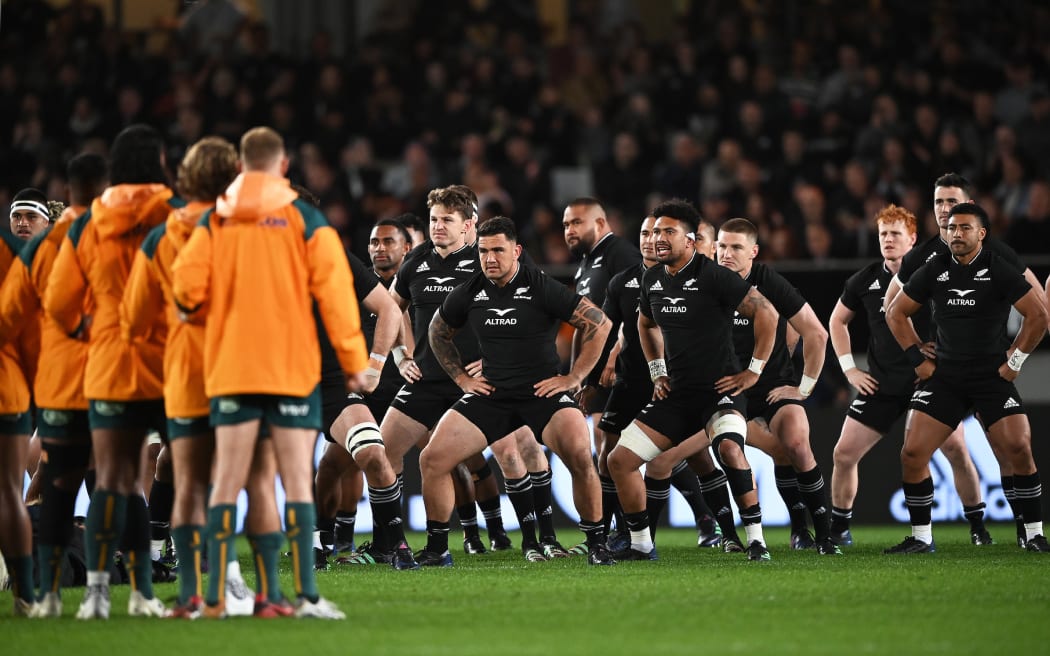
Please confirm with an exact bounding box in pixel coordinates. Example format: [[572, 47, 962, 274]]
[[650, 281, 663, 291], [936, 271, 949, 282], [625, 278, 639, 288], [851, 399, 866, 407], [474, 290, 489, 301], [868, 279, 881, 291], [417, 261, 430, 273], [1004, 397, 1020, 409], [559, 394, 574, 403], [718, 396, 733, 405]]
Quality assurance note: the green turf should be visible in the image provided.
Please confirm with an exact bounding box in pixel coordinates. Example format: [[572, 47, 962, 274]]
[[4, 524, 1049, 655]]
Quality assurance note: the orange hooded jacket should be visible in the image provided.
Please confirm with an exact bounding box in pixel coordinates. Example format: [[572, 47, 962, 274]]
[[0, 232, 31, 415], [0, 206, 90, 409], [172, 171, 368, 398], [44, 185, 179, 401], [121, 202, 211, 418]]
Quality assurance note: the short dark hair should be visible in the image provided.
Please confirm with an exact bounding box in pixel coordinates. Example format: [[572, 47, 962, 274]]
[[109, 124, 167, 185], [566, 196, 605, 214], [947, 201, 990, 228], [477, 216, 517, 242], [720, 217, 759, 242], [427, 185, 475, 222], [394, 212, 425, 235], [374, 217, 412, 245], [651, 198, 700, 233], [66, 153, 108, 206], [934, 172, 973, 199], [12, 187, 48, 205]]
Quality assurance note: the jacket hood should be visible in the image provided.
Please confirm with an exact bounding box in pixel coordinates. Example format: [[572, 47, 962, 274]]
[[57, 205, 87, 225], [216, 172, 298, 223], [167, 201, 213, 250], [92, 184, 173, 238]]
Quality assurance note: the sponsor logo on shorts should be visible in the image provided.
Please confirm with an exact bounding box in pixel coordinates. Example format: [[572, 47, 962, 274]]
[[718, 396, 734, 405], [278, 403, 310, 417], [42, 409, 72, 426], [173, 417, 194, 425], [94, 401, 125, 416], [346, 393, 364, 401], [218, 399, 241, 414], [559, 394, 574, 404]]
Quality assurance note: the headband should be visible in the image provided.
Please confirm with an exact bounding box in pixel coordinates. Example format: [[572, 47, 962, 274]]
[[10, 200, 50, 221]]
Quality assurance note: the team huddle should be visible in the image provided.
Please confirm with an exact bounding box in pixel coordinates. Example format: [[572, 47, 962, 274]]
[[1, 124, 1047, 622]]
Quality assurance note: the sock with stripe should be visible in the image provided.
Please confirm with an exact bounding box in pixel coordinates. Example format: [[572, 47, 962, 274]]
[[205, 504, 237, 607], [285, 502, 319, 602], [644, 475, 671, 542], [775, 465, 809, 534], [530, 470, 557, 541], [796, 466, 831, 540], [370, 482, 408, 547], [83, 490, 127, 579], [903, 478, 935, 543], [505, 475, 539, 549], [249, 532, 285, 603], [172, 524, 203, 604]]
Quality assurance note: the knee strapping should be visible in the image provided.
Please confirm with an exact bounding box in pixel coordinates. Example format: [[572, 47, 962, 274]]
[[617, 422, 663, 463], [344, 422, 384, 458], [709, 413, 747, 468]]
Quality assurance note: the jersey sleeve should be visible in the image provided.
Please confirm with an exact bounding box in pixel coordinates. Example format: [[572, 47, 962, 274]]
[[990, 253, 1032, 305], [0, 256, 38, 346], [602, 273, 624, 327], [896, 247, 923, 285], [902, 261, 935, 305], [43, 233, 89, 335], [171, 223, 213, 314], [120, 248, 165, 341], [347, 250, 380, 300], [540, 272, 584, 322], [638, 271, 654, 319], [438, 280, 473, 329], [762, 269, 806, 318], [393, 252, 418, 299], [713, 264, 752, 309], [839, 268, 865, 311]]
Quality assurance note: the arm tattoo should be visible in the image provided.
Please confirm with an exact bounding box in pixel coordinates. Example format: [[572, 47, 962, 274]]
[[736, 288, 772, 319], [570, 299, 608, 345], [428, 312, 467, 380]]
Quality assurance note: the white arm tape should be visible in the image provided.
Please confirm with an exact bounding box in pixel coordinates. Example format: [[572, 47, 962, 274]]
[[838, 354, 856, 372], [799, 374, 818, 398], [392, 345, 410, 366], [748, 357, 765, 375], [648, 358, 668, 381], [369, 351, 387, 364], [1007, 349, 1029, 372]]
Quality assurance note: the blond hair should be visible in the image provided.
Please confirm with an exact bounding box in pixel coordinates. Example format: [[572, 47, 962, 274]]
[[177, 136, 239, 201]]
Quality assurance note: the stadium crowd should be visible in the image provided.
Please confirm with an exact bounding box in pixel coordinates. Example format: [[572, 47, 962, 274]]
[[2, 0, 1050, 265]]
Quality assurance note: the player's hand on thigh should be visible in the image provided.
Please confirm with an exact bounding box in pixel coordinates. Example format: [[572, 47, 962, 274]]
[[465, 359, 484, 378], [766, 385, 803, 404], [455, 373, 494, 396], [398, 358, 422, 383], [845, 368, 879, 395], [715, 370, 759, 396], [998, 362, 1019, 382], [534, 374, 580, 398], [652, 375, 672, 400], [914, 360, 936, 381]]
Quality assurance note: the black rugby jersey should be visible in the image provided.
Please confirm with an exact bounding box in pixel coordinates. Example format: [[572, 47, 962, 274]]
[[841, 261, 931, 395], [603, 264, 650, 384], [318, 251, 382, 389], [394, 241, 481, 381], [439, 262, 581, 391], [903, 248, 1029, 365], [730, 262, 805, 385], [639, 253, 752, 389], [574, 233, 642, 386]]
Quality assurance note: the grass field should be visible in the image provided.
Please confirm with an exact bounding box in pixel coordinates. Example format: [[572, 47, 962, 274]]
[[4, 524, 1048, 655]]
